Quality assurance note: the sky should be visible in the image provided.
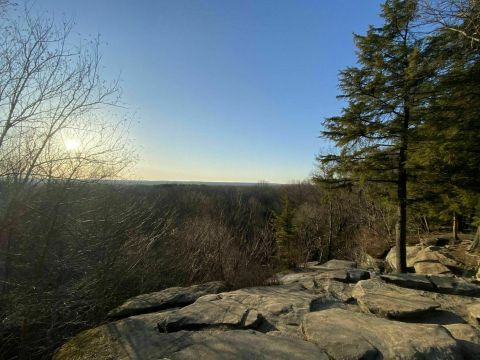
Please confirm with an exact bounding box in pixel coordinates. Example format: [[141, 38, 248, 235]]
[[35, 0, 384, 183]]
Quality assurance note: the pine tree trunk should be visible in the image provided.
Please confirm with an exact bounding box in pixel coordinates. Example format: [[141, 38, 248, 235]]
[[395, 172, 407, 273], [395, 101, 409, 273]]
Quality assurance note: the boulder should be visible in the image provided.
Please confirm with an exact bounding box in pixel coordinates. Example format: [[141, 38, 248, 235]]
[[302, 308, 461, 360], [320, 279, 355, 302], [414, 261, 452, 275], [352, 279, 440, 319], [413, 246, 460, 275], [358, 252, 385, 272], [444, 324, 480, 359], [415, 247, 460, 268], [386, 245, 422, 271], [107, 281, 227, 320]]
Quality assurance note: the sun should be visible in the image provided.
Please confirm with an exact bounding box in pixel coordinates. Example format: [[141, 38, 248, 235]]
[[64, 138, 81, 151]]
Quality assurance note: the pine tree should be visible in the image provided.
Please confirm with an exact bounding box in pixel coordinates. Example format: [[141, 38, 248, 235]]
[[317, 0, 434, 272], [409, 16, 480, 242]]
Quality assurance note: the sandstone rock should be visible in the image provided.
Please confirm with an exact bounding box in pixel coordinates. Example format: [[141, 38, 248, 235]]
[[413, 246, 460, 275], [381, 273, 436, 291], [169, 330, 329, 360], [149, 284, 336, 336], [277, 272, 317, 289], [321, 279, 355, 302], [466, 302, 480, 324], [386, 245, 422, 271], [53, 321, 328, 360], [320, 259, 357, 269], [381, 273, 480, 296], [430, 275, 480, 296], [313, 268, 370, 283], [415, 246, 460, 268], [156, 296, 259, 332], [347, 268, 371, 282], [55, 263, 480, 360], [302, 308, 461, 359], [278, 266, 369, 287], [358, 252, 385, 272], [352, 279, 440, 319], [444, 323, 480, 359], [213, 285, 333, 334], [414, 261, 452, 275], [53, 313, 192, 360], [107, 281, 227, 319], [314, 269, 350, 282]]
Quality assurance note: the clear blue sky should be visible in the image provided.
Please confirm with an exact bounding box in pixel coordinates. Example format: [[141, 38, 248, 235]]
[[36, 0, 384, 183]]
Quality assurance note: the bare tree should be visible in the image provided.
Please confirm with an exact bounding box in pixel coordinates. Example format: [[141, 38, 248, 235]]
[[420, 0, 480, 44], [0, 5, 135, 302], [0, 6, 133, 187]]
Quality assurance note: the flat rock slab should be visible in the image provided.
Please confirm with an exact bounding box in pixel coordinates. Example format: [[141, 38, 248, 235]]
[[381, 273, 435, 291], [381, 273, 480, 296], [444, 324, 480, 359], [53, 313, 192, 360], [107, 281, 227, 320], [169, 330, 329, 360], [147, 285, 338, 335], [203, 285, 337, 333], [320, 259, 357, 269], [156, 296, 259, 332], [53, 318, 328, 360], [430, 276, 480, 297], [279, 268, 369, 287], [302, 308, 462, 360], [278, 272, 319, 289], [352, 279, 440, 319]]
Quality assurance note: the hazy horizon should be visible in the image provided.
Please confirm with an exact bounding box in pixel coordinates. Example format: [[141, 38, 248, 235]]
[[33, 0, 384, 183]]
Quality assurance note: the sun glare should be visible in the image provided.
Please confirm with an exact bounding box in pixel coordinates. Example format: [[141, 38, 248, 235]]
[[64, 138, 81, 151]]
